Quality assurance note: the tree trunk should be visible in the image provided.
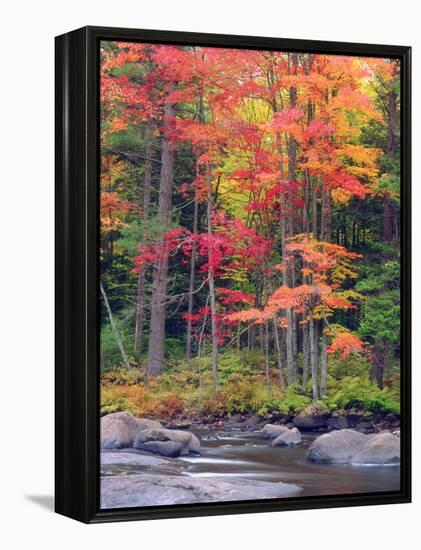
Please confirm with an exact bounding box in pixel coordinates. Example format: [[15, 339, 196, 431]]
[[134, 122, 154, 358], [321, 185, 332, 242], [273, 318, 285, 390], [309, 317, 319, 401], [372, 340, 386, 389], [383, 88, 398, 241], [287, 53, 298, 382], [186, 189, 199, 358], [281, 216, 294, 385], [302, 321, 309, 391], [264, 321, 270, 388], [147, 98, 176, 377], [100, 281, 131, 370], [207, 172, 219, 386], [312, 179, 318, 239], [320, 320, 328, 397], [303, 170, 310, 234]]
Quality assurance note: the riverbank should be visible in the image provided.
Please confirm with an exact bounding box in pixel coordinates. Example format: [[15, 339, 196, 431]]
[[140, 408, 401, 436]]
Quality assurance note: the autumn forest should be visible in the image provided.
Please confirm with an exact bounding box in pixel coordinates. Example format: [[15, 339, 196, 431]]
[[99, 42, 401, 423]]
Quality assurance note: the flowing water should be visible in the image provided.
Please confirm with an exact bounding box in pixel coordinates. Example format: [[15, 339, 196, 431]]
[[182, 430, 400, 496], [102, 429, 400, 497]]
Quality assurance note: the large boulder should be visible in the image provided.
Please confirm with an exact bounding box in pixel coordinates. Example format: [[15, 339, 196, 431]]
[[272, 427, 302, 447], [101, 417, 131, 449], [352, 432, 400, 464], [101, 412, 163, 449], [293, 404, 330, 430], [101, 474, 301, 508], [137, 418, 164, 431], [133, 428, 200, 457], [261, 424, 289, 440], [307, 429, 366, 463], [108, 411, 141, 440], [101, 451, 169, 466], [307, 429, 400, 464]]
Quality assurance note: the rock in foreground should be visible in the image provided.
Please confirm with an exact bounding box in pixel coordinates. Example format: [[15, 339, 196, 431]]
[[101, 474, 301, 508], [133, 428, 201, 457], [101, 417, 131, 449], [101, 411, 163, 449], [101, 451, 169, 466], [307, 429, 400, 464]]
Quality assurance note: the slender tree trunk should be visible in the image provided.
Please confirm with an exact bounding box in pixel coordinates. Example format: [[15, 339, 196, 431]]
[[187, 91, 205, 358], [309, 317, 319, 401], [384, 88, 398, 241], [100, 281, 131, 370], [134, 122, 154, 358], [287, 53, 299, 383], [302, 321, 309, 391], [264, 321, 270, 388], [147, 97, 176, 377], [312, 179, 318, 239], [281, 216, 294, 385], [207, 172, 219, 386], [320, 319, 328, 398], [273, 318, 285, 390], [197, 295, 210, 361], [321, 185, 332, 242], [372, 340, 386, 389], [303, 170, 310, 234], [186, 189, 199, 358]]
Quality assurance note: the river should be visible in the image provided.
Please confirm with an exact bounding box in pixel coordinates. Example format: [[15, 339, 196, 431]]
[[102, 428, 400, 499]]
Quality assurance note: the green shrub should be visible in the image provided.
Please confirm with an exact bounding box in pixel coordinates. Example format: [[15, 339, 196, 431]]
[[100, 394, 131, 415], [101, 366, 144, 386], [329, 376, 400, 414], [277, 386, 312, 413]]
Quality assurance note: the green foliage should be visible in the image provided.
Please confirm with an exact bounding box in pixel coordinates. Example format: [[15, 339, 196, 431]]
[[328, 376, 400, 414], [100, 322, 134, 371], [356, 260, 400, 345], [277, 386, 312, 414], [101, 348, 400, 419], [328, 353, 372, 379], [101, 366, 143, 386], [100, 393, 131, 415]]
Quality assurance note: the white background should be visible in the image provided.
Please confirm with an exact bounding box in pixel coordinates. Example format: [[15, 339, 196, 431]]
[[1, 0, 418, 548]]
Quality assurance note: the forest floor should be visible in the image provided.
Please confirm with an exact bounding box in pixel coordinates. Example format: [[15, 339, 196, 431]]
[[100, 353, 400, 431]]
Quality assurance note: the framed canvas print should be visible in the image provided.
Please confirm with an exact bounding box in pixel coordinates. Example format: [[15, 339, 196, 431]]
[[55, 26, 411, 523]]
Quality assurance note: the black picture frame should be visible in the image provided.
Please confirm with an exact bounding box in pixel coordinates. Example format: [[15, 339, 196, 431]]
[[55, 25, 412, 524]]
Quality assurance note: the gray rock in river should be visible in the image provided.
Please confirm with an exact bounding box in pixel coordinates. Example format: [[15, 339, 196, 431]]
[[261, 423, 289, 440], [101, 474, 302, 508], [133, 428, 201, 457], [272, 427, 302, 447], [101, 411, 163, 449], [307, 429, 400, 464], [351, 432, 400, 464]]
